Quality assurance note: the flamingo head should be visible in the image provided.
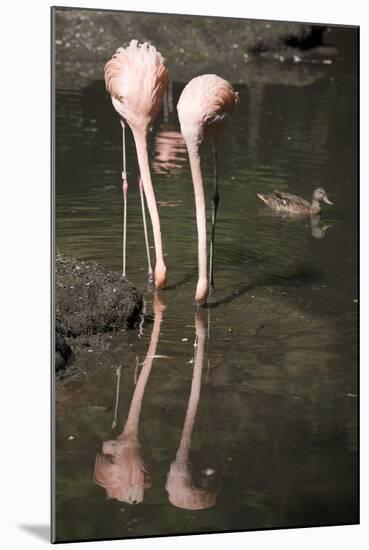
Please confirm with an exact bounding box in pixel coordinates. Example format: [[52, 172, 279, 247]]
[[195, 278, 208, 306], [154, 263, 167, 289]]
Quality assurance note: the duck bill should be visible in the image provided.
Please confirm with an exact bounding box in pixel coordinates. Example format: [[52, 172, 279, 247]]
[[324, 198, 333, 205]]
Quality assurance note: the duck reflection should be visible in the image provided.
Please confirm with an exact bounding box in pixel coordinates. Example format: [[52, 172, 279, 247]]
[[260, 209, 331, 239], [310, 214, 331, 239], [94, 293, 166, 504], [166, 312, 221, 510], [152, 124, 187, 175]]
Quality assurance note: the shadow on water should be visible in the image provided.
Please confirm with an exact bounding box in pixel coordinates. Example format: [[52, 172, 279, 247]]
[[54, 46, 358, 541]]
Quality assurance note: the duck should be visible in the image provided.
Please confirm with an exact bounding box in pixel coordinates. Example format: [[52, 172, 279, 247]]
[[257, 187, 333, 215]]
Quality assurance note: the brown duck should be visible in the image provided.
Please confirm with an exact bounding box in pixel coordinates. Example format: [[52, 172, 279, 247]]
[[257, 187, 333, 215]]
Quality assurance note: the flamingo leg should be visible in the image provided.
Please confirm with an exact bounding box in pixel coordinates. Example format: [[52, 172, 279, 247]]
[[167, 80, 174, 115], [209, 150, 219, 294], [138, 176, 154, 282], [112, 366, 122, 430], [163, 88, 169, 123], [121, 122, 128, 278], [134, 355, 139, 385]]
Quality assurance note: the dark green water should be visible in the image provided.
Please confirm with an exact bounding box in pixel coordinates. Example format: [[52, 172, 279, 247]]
[[54, 56, 358, 542]]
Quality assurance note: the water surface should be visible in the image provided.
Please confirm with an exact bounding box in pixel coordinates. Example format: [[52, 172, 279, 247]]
[[55, 56, 358, 542]]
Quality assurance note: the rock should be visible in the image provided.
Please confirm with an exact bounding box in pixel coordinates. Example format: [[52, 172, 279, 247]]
[[55, 255, 143, 338], [55, 318, 73, 372], [54, 256, 144, 375]]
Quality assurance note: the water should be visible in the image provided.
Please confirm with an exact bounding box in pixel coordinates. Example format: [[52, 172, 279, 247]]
[[54, 55, 358, 542]]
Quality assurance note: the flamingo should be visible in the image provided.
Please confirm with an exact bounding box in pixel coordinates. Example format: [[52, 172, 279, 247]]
[[177, 74, 239, 305], [104, 40, 169, 288]]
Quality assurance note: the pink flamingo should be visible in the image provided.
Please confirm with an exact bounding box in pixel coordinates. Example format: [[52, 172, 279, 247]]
[[104, 40, 169, 288], [177, 75, 239, 305]]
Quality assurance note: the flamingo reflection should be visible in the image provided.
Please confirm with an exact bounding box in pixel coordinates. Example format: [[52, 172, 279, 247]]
[[94, 293, 166, 504], [166, 312, 221, 510], [152, 124, 187, 176]]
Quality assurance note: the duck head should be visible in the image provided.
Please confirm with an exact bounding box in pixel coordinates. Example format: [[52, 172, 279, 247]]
[[313, 187, 333, 205]]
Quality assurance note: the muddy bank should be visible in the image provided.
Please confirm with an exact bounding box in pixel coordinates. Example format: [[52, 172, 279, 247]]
[[55, 255, 144, 375], [55, 319, 73, 373], [54, 7, 336, 89]]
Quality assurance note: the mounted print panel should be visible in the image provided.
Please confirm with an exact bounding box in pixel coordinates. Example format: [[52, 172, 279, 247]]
[[51, 6, 359, 544]]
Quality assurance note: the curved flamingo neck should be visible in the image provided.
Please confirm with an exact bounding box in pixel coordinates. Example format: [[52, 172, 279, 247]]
[[132, 128, 167, 288], [186, 141, 208, 304]]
